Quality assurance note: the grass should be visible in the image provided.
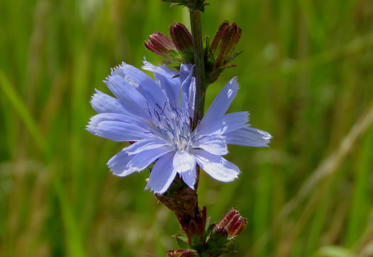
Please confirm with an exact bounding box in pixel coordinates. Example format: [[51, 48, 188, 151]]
[[1, 0, 373, 256]]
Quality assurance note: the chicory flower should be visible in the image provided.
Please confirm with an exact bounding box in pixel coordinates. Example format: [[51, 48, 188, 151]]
[[87, 61, 271, 194]]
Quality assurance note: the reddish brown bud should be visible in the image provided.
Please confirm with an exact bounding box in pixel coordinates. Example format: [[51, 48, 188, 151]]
[[167, 249, 197, 257], [211, 22, 242, 67], [216, 209, 238, 229], [170, 23, 193, 54], [145, 32, 176, 59], [205, 21, 242, 83], [216, 209, 247, 237], [210, 21, 229, 52]]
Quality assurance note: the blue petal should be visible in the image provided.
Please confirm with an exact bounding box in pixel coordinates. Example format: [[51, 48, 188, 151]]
[[187, 77, 196, 118], [105, 72, 149, 119], [145, 152, 177, 194], [193, 150, 240, 182], [90, 89, 125, 114], [199, 77, 239, 127], [124, 138, 170, 155], [173, 150, 197, 189], [180, 167, 197, 189], [195, 111, 249, 137], [193, 135, 228, 155], [108, 145, 172, 177], [178, 64, 194, 98], [112, 62, 168, 107], [143, 61, 184, 108], [180, 69, 195, 117], [143, 61, 195, 114], [156, 74, 181, 107], [142, 61, 179, 82], [173, 151, 196, 173], [87, 113, 151, 142], [225, 127, 272, 147], [179, 63, 194, 81]]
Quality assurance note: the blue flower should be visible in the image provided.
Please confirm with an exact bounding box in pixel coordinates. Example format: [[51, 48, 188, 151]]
[[87, 61, 271, 194]]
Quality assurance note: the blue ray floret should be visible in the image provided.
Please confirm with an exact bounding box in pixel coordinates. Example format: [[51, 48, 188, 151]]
[[87, 61, 272, 194]]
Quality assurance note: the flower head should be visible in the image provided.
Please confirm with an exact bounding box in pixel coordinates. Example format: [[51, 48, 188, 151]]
[[87, 61, 271, 194]]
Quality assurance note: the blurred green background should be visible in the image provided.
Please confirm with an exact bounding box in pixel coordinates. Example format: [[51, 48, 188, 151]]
[[1, 0, 373, 256]]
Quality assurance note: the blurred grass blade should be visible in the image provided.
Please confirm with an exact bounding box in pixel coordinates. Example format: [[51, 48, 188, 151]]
[[281, 103, 373, 219], [345, 126, 373, 246], [247, 32, 373, 83], [54, 177, 87, 257], [317, 246, 359, 257], [0, 70, 48, 154]]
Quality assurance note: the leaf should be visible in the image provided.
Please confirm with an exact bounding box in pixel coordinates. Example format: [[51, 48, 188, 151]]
[[174, 234, 190, 248]]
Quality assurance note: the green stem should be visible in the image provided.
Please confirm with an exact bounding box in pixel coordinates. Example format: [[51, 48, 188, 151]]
[[189, 9, 206, 129]]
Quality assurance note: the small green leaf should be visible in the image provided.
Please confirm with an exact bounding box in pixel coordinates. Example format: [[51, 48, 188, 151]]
[[174, 234, 189, 249], [204, 223, 216, 240]]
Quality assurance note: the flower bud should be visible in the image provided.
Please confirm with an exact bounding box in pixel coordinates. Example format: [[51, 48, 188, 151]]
[[210, 21, 229, 53], [216, 209, 247, 237], [205, 21, 242, 83], [210, 21, 242, 67], [145, 32, 176, 60], [170, 23, 193, 57], [145, 23, 194, 65]]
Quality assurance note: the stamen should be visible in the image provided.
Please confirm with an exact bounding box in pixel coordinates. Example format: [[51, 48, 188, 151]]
[[151, 102, 192, 152]]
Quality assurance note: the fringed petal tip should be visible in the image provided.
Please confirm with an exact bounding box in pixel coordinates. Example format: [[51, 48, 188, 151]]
[[259, 129, 272, 144], [194, 150, 240, 183], [141, 59, 156, 72]]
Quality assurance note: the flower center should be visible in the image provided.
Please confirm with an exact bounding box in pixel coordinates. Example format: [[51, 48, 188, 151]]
[[150, 104, 192, 152]]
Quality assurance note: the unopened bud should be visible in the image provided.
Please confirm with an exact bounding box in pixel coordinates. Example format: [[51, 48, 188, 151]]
[[211, 21, 242, 67], [216, 209, 247, 237], [205, 21, 242, 83], [145, 32, 176, 59], [170, 23, 193, 55], [210, 21, 229, 52]]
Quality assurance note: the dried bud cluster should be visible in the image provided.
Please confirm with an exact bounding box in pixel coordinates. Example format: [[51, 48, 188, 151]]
[[145, 21, 242, 84], [206, 21, 242, 83], [145, 23, 194, 65]]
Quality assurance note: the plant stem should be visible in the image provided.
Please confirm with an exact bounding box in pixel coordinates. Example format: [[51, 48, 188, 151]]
[[158, 8, 209, 254], [189, 9, 206, 129]]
